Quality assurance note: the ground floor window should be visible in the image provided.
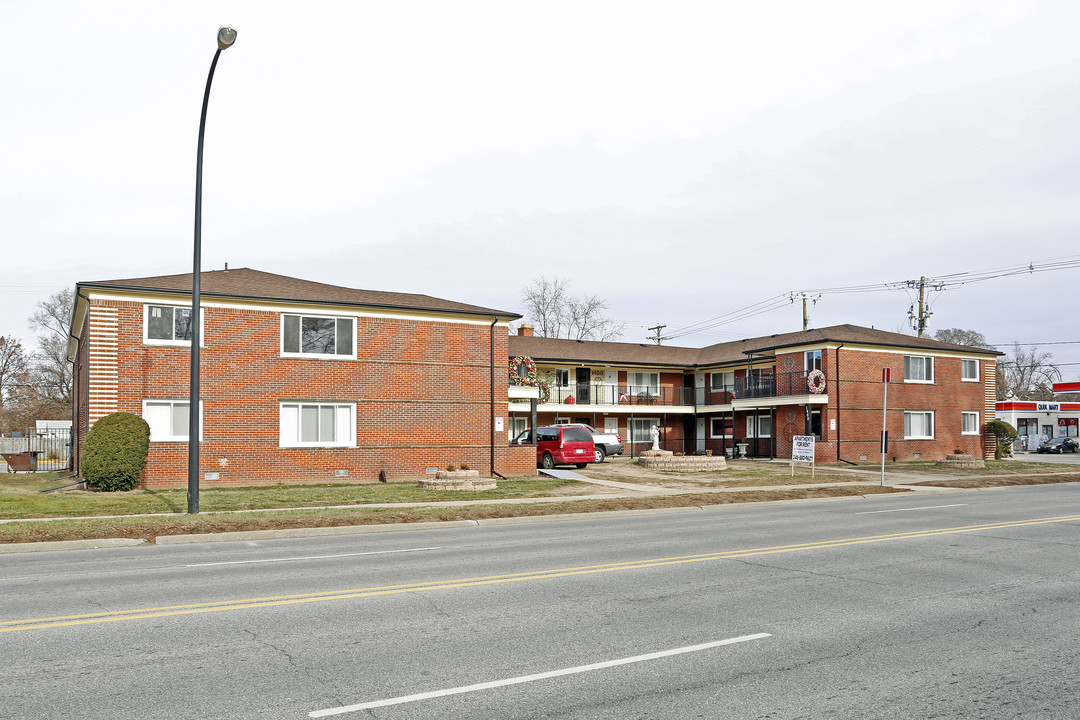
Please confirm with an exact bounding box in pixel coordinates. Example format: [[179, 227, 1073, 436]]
[[1017, 418, 1038, 436], [745, 415, 772, 438], [1059, 418, 1079, 437], [904, 410, 934, 439], [279, 402, 356, 447], [710, 416, 733, 438], [143, 399, 201, 442], [961, 412, 980, 435], [630, 418, 660, 444]]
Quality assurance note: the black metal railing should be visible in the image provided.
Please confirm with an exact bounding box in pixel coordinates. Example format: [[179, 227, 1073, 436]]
[[546, 384, 694, 407], [732, 371, 823, 400]]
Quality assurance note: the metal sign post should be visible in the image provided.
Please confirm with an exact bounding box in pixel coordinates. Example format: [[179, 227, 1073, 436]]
[[881, 367, 890, 486]]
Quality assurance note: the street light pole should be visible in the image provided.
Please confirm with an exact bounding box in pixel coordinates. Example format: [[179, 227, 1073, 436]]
[[189, 26, 237, 515]]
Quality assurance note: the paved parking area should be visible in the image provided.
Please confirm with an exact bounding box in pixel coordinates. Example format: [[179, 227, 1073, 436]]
[[1010, 451, 1080, 465]]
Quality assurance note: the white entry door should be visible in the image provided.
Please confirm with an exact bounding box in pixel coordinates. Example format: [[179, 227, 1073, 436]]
[[604, 417, 619, 436], [696, 418, 706, 453]]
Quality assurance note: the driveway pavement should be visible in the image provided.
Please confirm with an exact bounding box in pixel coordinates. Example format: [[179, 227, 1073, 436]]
[[1010, 451, 1080, 465]]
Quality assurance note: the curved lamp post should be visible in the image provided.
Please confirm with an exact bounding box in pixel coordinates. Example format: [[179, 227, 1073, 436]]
[[189, 26, 237, 514]]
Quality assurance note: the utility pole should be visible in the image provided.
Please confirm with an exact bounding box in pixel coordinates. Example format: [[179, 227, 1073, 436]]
[[647, 323, 671, 345], [790, 292, 820, 331], [906, 276, 943, 337]]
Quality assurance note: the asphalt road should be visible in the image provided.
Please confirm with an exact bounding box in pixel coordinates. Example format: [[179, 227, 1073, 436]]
[[3, 485, 1079, 719]]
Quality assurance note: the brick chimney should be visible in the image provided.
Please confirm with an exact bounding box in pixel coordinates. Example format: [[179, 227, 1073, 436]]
[[518, 323, 534, 337]]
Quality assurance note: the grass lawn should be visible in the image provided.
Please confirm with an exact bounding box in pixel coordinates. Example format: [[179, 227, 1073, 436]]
[[0, 473, 584, 519]]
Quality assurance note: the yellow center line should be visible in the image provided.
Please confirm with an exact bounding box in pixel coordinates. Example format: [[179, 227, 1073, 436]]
[[4, 513, 1078, 633]]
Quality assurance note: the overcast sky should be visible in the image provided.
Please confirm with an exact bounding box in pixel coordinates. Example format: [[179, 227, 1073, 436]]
[[3, 1, 1079, 377]]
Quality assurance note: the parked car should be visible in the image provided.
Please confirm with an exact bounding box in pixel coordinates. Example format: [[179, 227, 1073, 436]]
[[1037, 437, 1079, 454], [564, 423, 623, 463], [529, 425, 595, 469]]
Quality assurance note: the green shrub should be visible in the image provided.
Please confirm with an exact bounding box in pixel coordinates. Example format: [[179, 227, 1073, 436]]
[[82, 412, 151, 491], [985, 419, 1018, 460]]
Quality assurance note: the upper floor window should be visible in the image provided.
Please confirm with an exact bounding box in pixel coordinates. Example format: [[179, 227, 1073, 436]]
[[282, 314, 355, 358], [904, 355, 934, 383], [961, 359, 979, 382], [145, 304, 195, 345], [711, 371, 733, 390], [628, 371, 659, 393], [805, 350, 823, 372]]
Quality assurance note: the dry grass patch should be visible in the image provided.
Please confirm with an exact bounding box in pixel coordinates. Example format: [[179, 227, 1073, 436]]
[[0, 484, 906, 545], [905, 474, 1080, 489]]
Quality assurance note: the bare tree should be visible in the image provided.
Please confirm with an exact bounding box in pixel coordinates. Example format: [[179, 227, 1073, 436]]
[[520, 277, 624, 341], [0, 336, 30, 435], [933, 328, 993, 349], [27, 289, 74, 419], [997, 342, 1061, 400]]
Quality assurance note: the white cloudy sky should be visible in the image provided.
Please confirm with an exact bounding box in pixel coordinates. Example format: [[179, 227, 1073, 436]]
[[3, 1, 1080, 376]]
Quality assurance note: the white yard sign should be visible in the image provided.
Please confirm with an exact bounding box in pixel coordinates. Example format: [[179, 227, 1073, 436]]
[[791, 435, 816, 478]]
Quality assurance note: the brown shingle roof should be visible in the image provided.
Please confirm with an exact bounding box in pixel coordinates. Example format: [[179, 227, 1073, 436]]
[[510, 323, 1000, 368], [78, 268, 519, 318]]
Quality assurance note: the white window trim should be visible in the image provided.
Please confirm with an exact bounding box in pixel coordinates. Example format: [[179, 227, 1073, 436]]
[[745, 416, 773, 438], [961, 411, 980, 435], [142, 399, 203, 442], [710, 371, 733, 390], [143, 304, 205, 347], [961, 358, 979, 382], [904, 355, 935, 384], [904, 410, 935, 440], [280, 313, 357, 360], [279, 401, 357, 448], [629, 418, 660, 443], [709, 417, 732, 438]]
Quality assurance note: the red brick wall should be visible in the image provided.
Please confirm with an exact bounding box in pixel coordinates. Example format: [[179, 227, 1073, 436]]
[[82, 298, 535, 487], [826, 348, 988, 463]]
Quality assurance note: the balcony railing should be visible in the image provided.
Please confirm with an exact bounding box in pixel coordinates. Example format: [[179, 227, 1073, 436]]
[[545, 384, 695, 407], [699, 371, 824, 403]]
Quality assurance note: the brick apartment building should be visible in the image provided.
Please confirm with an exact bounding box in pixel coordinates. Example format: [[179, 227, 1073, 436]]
[[508, 324, 1000, 463], [67, 268, 535, 487]]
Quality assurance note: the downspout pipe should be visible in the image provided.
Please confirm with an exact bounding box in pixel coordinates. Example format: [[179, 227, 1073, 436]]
[[490, 317, 506, 480], [834, 342, 856, 465]]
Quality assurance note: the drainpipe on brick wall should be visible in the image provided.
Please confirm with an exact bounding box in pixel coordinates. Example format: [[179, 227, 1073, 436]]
[[834, 342, 856, 465], [490, 317, 505, 480]]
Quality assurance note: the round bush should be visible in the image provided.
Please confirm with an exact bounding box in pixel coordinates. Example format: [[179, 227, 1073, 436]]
[[82, 412, 151, 491], [985, 419, 1018, 460]]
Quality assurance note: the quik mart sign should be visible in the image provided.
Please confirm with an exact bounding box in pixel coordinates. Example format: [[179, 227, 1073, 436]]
[[1037, 403, 1061, 412]]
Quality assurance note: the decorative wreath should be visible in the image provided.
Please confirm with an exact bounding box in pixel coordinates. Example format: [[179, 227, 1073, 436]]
[[509, 356, 538, 385], [806, 369, 826, 394], [537, 381, 550, 404]]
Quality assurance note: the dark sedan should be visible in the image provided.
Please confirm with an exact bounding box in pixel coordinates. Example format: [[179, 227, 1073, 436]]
[[1037, 437, 1079, 454]]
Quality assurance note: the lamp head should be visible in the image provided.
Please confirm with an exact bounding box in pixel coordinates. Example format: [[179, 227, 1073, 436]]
[[217, 26, 237, 50]]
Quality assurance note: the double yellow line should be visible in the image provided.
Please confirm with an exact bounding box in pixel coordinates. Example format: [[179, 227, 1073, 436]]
[[4, 513, 1078, 634]]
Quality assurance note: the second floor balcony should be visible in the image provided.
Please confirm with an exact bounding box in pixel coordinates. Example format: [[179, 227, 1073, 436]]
[[698, 371, 827, 404], [546, 384, 694, 407]]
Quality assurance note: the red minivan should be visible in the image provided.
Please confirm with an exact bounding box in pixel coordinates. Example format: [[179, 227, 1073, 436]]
[[533, 425, 595, 469]]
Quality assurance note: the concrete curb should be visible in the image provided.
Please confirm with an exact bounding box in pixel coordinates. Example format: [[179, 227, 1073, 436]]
[[0, 537, 146, 554], [154, 519, 481, 545]]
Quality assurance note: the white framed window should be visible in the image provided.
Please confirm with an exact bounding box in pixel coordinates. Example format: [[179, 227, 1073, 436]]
[[710, 371, 734, 390], [509, 416, 529, 438], [630, 418, 660, 443], [143, 399, 202, 442], [904, 410, 934, 439], [279, 402, 356, 447], [805, 350, 823, 372], [746, 415, 772, 438], [710, 417, 732, 438], [961, 411, 980, 435], [554, 417, 570, 425], [961, 359, 979, 382], [904, 355, 934, 383], [281, 314, 356, 359], [145, 304, 201, 345], [552, 369, 570, 387], [628, 371, 659, 394]]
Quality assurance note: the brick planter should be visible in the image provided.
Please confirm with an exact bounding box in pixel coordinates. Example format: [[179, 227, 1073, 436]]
[[934, 453, 986, 469], [638, 453, 728, 471], [417, 469, 497, 491]]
